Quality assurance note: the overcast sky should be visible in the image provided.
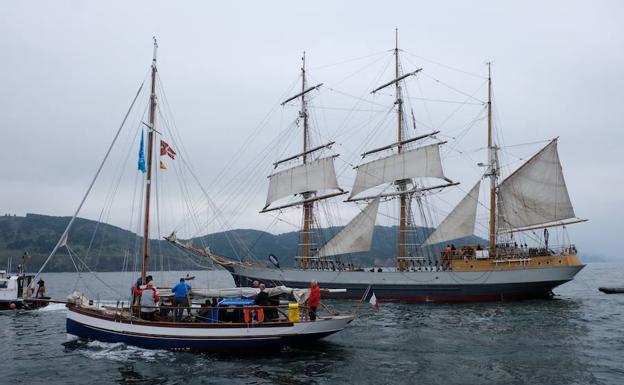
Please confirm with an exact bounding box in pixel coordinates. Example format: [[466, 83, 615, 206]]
[[1, 1, 622, 258]]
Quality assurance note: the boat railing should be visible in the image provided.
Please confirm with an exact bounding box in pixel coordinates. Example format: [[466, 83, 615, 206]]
[[102, 302, 322, 325]]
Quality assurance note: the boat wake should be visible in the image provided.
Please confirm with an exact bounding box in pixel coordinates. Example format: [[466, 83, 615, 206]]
[[35, 303, 67, 312], [64, 338, 174, 363]]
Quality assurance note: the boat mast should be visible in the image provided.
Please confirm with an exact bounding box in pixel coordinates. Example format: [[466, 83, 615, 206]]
[[141, 37, 158, 283], [395, 29, 408, 271], [486, 62, 497, 254], [301, 51, 312, 269]]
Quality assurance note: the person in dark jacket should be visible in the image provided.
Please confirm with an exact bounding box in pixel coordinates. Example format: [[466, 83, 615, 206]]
[[36, 278, 46, 298], [131, 277, 142, 306], [254, 284, 269, 306]]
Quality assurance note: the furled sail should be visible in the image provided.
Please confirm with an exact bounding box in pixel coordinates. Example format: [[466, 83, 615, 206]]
[[317, 198, 380, 257], [350, 143, 446, 197], [265, 156, 340, 207], [497, 139, 575, 230], [423, 181, 481, 245]]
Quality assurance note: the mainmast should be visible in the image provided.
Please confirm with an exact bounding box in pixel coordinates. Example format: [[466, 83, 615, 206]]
[[141, 37, 158, 283], [486, 62, 497, 254], [301, 52, 312, 269], [395, 29, 408, 271]]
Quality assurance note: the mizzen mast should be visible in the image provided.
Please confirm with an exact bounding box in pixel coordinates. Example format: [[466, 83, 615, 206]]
[[141, 37, 158, 283]]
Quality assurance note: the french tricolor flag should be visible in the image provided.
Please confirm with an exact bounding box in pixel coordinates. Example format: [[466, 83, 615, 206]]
[[364, 287, 380, 311]]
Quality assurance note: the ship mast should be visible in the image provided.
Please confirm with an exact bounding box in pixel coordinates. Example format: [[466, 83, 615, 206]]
[[141, 37, 158, 283], [486, 62, 497, 254], [395, 29, 408, 271], [301, 52, 312, 269]]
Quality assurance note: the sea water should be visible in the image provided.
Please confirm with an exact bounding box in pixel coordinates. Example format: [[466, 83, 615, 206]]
[[1, 263, 623, 385]]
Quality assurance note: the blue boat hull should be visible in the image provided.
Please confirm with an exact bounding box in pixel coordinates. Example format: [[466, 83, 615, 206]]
[[66, 318, 336, 352]]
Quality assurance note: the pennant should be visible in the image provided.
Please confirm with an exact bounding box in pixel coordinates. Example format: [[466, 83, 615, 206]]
[[364, 287, 380, 311], [160, 140, 177, 159], [160, 160, 167, 169], [138, 130, 146, 173]]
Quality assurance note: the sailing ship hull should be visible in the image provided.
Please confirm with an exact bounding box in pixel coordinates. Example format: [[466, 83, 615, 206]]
[[227, 262, 584, 302], [66, 306, 354, 352]]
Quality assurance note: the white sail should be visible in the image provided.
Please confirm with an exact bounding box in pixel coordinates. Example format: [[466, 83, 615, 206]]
[[265, 157, 340, 207], [423, 181, 481, 245], [350, 143, 446, 197], [497, 139, 575, 230], [317, 198, 380, 257]]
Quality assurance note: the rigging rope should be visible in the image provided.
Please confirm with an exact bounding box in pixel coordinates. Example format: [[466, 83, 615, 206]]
[[30, 77, 148, 288]]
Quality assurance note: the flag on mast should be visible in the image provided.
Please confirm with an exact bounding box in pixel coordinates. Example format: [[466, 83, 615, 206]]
[[138, 130, 146, 173], [160, 140, 177, 159], [363, 285, 380, 311]]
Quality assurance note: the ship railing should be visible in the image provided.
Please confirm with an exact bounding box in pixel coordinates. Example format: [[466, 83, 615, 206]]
[[440, 243, 578, 262], [294, 256, 361, 271]]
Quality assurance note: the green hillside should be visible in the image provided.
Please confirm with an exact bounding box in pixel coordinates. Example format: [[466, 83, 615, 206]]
[[0, 213, 484, 272]]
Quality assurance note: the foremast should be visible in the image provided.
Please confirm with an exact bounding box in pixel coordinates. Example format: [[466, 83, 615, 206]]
[[141, 37, 158, 283], [486, 62, 498, 255]]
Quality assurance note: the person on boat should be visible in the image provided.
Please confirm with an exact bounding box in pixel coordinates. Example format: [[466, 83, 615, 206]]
[[307, 280, 322, 321], [140, 281, 159, 321], [35, 277, 46, 298], [252, 280, 260, 289], [197, 299, 215, 322], [131, 276, 143, 305], [172, 277, 191, 320], [254, 284, 269, 307]]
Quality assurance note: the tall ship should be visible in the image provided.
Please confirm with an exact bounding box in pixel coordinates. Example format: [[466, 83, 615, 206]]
[[170, 32, 587, 302]]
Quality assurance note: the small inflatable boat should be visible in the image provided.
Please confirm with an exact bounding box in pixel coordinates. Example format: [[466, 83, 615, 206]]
[[598, 287, 624, 294]]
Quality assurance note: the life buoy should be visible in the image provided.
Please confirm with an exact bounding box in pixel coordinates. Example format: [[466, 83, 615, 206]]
[[244, 307, 265, 323]]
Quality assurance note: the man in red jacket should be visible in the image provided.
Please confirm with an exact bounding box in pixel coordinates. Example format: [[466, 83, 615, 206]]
[[307, 280, 322, 321]]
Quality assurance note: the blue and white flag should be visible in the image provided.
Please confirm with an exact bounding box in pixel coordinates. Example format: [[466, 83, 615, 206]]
[[138, 130, 146, 173], [268, 254, 280, 268]]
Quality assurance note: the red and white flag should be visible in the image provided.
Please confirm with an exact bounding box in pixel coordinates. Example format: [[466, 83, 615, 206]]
[[160, 140, 177, 159]]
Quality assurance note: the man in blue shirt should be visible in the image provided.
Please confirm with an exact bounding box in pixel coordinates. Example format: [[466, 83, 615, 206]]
[[172, 277, 191, 320]]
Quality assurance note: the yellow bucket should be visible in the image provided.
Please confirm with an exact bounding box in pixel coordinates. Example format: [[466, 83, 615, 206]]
[[288, 303, 300, 323]]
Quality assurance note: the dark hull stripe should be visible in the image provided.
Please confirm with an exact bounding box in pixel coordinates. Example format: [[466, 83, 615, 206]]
[[0, 299, 49, 310], [234, 274, 570, 302], [66, 318, 336, 352]]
